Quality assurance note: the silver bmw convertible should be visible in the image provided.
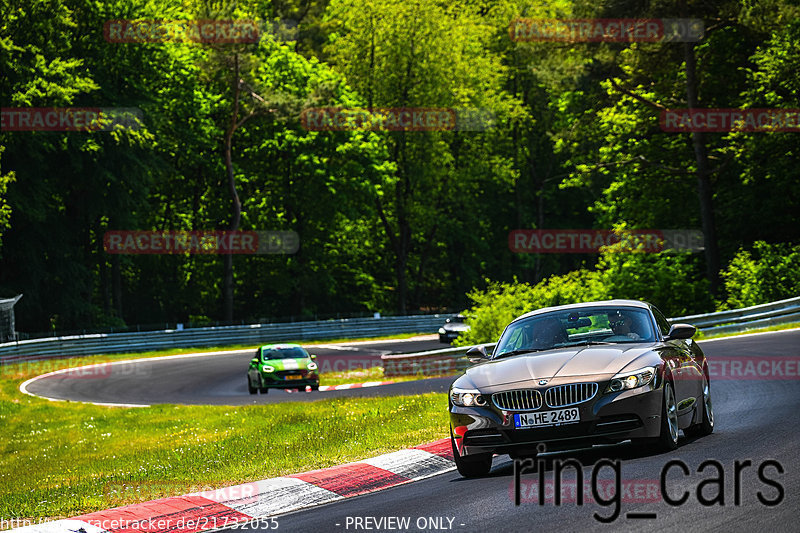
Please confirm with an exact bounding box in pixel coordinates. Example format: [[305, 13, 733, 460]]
[[448, 299, 714, 477]]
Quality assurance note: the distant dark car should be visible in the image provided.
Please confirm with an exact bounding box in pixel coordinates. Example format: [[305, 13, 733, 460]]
[[448, 299, 713, 477], [439, 315, 471, 343]]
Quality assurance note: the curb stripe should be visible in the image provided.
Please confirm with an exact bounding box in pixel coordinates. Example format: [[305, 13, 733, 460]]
[[289, 463, 410, 497], [10, 438, 456, 533], [193, 477, 342, 517]]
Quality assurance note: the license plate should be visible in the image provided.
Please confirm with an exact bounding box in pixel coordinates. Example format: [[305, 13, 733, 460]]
[[285, 375, 302, 380], [514, 408, 580, 428]]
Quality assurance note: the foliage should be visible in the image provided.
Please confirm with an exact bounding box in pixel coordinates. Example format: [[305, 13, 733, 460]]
[[455, 270, 607, 345], [719, 242, 800, 309], [0, 0, 797, 332], [456, 248, 713, 344]]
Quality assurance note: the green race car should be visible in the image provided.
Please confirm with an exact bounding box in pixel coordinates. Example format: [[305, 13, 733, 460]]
[[247, 344, 320, 394]]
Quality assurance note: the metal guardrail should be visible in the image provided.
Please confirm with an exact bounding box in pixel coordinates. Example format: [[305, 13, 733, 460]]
[[382, 297, 800, 377], [0, 315, 450, 363]]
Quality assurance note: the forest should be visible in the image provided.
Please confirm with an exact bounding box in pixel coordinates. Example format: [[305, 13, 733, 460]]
[[1, 0, 798, 335]]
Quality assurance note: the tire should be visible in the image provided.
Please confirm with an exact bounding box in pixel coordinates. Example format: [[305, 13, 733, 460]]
[[247, 378, 257, 395], [451, 436, 492, 478], [260, 387, 269, 395], [685, 373, 714, 437], [635, 381, 679, 453], [311, 385, 320, 391]]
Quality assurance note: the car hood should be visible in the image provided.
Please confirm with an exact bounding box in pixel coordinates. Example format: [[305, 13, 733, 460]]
[[261, 357, 310, 371], [462, 344, 658, 388]]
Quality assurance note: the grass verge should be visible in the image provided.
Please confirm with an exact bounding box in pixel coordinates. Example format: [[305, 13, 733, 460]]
[[694, 321, 800, 340], [319, 365, 453, 387], [0, 359, 449, 521]]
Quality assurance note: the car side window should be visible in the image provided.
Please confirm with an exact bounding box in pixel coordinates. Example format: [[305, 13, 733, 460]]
[[652, 308, 671, 336]]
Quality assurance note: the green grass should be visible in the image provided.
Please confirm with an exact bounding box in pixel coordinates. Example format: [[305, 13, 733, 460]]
[[0, 359, 449, 521], [320, 365, 452, 386], [695, 321, 800, 340]]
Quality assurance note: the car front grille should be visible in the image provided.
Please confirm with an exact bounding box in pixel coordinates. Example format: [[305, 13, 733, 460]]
[[276, 370, 307, 378], [545, 383, 598, 408], [492, 389, 543, 411]]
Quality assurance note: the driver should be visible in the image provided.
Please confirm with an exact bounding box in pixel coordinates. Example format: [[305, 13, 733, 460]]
[[531, 317, 567, 348], [609, 312, 643, 340]]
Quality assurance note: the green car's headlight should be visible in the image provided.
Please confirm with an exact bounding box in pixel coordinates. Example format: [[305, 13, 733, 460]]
[[605, 366, 656, 393], [262, 365, 275, 373], [307, 362, 318, 371], [450, 387, 487, 407]]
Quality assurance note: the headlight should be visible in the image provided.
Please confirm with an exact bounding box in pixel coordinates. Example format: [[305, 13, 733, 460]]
[[439, 327, 447, 334], [307, 362, 318, 371], [262, 365, 275, 373], [605, 366, 656, 393], [450, 387, 487, 407]]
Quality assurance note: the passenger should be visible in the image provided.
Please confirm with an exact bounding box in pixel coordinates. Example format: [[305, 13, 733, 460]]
[[531, 317, 567, 348]]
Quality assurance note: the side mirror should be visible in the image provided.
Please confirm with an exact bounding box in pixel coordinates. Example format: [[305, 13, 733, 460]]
[[310, 354, 317, 360], [665, 323, 696, 340], [466, 345, 489, 364], [251, 358, 260, 364]]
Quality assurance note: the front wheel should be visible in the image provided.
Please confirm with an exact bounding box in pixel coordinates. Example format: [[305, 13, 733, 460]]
[[685, 374, 714, 437], [451, 436, 492, 478], [247, 376, 257, 395], [635, 381, 679, 453]]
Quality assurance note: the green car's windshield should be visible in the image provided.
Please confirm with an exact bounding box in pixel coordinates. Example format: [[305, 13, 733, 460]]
[[493, 307, 656, 358], [260, 347, 309, 360]]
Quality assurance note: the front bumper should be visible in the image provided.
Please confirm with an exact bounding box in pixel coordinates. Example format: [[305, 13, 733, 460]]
[[259, 370, 319, 389], [450, 382, 663, 457]]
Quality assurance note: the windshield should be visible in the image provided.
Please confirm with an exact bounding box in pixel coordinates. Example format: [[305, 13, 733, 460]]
[[261, 347, 308, 360], [493, 307, 656, 357]]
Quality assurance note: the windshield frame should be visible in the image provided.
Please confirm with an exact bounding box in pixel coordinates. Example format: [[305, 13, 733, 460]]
[[260, 346, 310, 360], [492, 306, 656, 359]]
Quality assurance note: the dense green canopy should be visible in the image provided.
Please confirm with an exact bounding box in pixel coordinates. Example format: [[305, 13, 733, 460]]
[[1, 0, 797, 334]]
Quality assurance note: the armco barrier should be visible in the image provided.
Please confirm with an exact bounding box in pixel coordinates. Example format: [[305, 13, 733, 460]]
[[382, 297, 800, 377], [0, 315, 449, 363]]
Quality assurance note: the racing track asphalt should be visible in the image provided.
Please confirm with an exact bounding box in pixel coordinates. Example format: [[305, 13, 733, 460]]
[[21, 337, 450, 405], [232, 329, 800, 533]]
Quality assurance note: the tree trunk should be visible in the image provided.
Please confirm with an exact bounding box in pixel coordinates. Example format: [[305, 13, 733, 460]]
[[112, 254, 123, 319], [683, 42, 721, 294], [222, 54, 242, 322]]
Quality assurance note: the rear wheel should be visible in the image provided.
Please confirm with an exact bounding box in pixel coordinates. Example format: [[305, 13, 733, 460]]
[[260, 387, 269, 395], [451, 436, 492, 478], [685, 374, 714, 437]]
